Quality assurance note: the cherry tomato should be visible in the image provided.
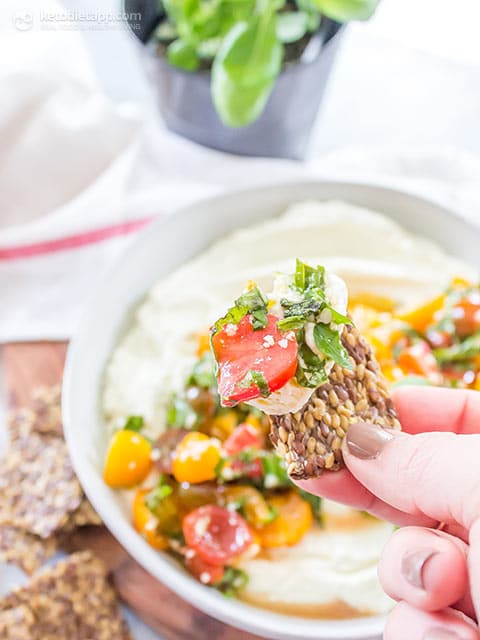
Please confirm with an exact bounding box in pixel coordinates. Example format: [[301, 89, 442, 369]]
[[132, 489, 169, 550], [172, 432, 221, 484], [254, 491, 312, 548], [184, 548, 224, 585], [211, 314, 298, 407], [452, 295, 480, 338], [223, 423, 263, 455], [103, 430, 152, 489], [183, 505, 253, 565]]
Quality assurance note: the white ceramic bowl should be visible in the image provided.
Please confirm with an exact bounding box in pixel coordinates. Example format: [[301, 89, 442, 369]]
[[63, 181, 480, 640]]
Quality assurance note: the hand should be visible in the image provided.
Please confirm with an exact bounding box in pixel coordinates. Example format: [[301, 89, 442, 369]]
[[296, 386, 480, 640]]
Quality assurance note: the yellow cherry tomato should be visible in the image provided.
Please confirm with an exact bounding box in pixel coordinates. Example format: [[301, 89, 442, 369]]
[[103, 429, 152, 488], [196, 333, 211, 357], [398, 294, 445, 332], [254, 491, 313, 548], [172, 431, 221, 484], [210, 410, 238, 441], [132, 489, 169, 550]]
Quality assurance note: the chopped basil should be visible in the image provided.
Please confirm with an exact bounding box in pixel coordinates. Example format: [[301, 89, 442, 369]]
[[260, 452, 290, 488], [238, 369, 270, 398], [166, 393, 197, 428], [145, 475, 174, 513], [213, 286, 268, 334], [434, 332, 480, 363], [123, 415, 145, 432], [215, 567, 249, 596], [276, 315, 305, 330], [188, 352, 216, 389], [298, 490, 323, 525], [295, 343, 329, 388], [313, 324, 352, 370], [294, 259, 325, 291], [251, 307, 268, 330]]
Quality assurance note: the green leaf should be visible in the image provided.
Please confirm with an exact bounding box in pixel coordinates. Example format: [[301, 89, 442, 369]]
[[123, 415, 145, 432], [167, 39, 199, 71], [298, 490, 323, 524], [145, 475, 174, 513], [238, 370, 270, 398], [260, 452, 290, 488], [310, 0, 379, 22], [295, 344, 329, 388], [313, 323, 352, 369], [154, 20, 178, 42], [188, 352, 216, 389], [276, 11, 309, 43], [213, 286, 268, 334], [212, 13, 283, 127], [434, 332, 480, 363], [215, 566, 249, 594], [166, 393, 197, 428]]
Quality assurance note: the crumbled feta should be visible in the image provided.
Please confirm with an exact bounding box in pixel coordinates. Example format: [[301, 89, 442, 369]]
[[278, 338, 288, 349], [225, 323, 238, 336]]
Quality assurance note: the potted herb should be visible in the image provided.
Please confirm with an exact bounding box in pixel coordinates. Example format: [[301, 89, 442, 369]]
[[124, 0, 379, 158]]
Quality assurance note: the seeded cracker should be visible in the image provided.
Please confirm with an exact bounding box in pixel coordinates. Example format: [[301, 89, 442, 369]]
[[270, 324, 400, 479], [0, 552, 131, 640], [0, 415, 83, 538], [0, 605, 35, 640], [0, 526, 58, 575]]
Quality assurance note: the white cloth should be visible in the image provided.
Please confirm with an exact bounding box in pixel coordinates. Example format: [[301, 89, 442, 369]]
[[2, 1, 480, 343]]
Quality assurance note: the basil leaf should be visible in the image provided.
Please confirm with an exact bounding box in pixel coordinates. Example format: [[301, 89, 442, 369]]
[[298, 490, 323, 524], [167, 39, 199, 71], [313, 324, 352, 369], [276, 12, 309, 43], [213, 286, 268, 333], [166, 393, 197, 428], [252, 307, 268, 330], [123, 415, 145, 432], [239, 369, 270, 398], [434, 332, 480, 363], [277, 315, 305, 331], [295, 343, 329, 388], [260, 452, 290, 488], [188, 352, 216, 389], [215, 566, 249, 594], [310, 0, 379, 22], [145, 475, 174, 513], [212, 12, 283, 127]]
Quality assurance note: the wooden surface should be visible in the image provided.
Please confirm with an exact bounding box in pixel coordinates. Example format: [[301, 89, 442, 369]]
[[1, 342, 262, 640]]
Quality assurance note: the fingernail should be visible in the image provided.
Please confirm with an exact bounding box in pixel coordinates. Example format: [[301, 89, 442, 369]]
[[345, 422, 395, 460], [424, 629, 461, 640], [401, 548, 438, 589]]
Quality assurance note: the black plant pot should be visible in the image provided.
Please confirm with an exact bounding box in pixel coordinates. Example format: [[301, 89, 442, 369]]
[[123, 0, 344, 159]]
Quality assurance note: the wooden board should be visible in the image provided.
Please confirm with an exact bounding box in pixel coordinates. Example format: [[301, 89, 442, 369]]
[[0, 342, 262, 640]]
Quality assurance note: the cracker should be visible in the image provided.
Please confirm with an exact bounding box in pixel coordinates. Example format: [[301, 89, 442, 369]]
[[30, 385, 63, 437], [0, 526, 58, 575], [0, 423, 83, 538], [0, 605, 35, 639], [0, 552, 131, 640], [63, 498, 102, 532], [270, 324, 400, 479]]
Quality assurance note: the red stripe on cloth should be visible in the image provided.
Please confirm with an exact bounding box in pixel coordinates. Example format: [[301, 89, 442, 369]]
[[0, 217, 154, 261]]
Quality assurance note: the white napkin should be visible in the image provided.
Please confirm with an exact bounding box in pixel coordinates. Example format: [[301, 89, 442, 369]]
[[1, 1, 480, 343]]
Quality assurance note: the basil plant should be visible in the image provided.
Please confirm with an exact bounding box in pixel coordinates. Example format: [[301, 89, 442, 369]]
[[154, 0, 379, 127]]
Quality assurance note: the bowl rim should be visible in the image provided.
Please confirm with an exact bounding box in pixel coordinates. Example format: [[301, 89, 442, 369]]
[[63, 180, 476, 640]]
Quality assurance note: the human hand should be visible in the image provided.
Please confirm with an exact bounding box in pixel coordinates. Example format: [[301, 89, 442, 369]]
[[296, 386, 480, 639]]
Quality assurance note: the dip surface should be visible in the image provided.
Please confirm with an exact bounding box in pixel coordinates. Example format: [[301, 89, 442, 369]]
[[102, 200, 475, 616]]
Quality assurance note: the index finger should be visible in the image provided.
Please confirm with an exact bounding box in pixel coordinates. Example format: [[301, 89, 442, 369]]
[[392, 386, 480, 435]]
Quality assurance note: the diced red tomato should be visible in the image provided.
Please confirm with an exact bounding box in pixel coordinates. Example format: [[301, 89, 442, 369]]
[[211, 314, 298, 407], [397, 341, 440, 381], [452, 295, 480, 337], [183, 505, 253, 566], [184, 548, 225, 585], [223, 423, 263, 455], [231, 456, 263, 480]]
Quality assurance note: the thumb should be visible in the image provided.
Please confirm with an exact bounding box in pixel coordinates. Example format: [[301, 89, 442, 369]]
[[343, 423, 480, 530]]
